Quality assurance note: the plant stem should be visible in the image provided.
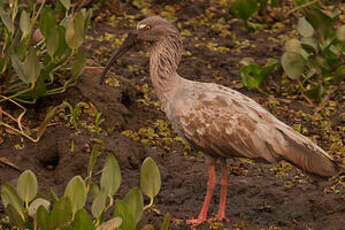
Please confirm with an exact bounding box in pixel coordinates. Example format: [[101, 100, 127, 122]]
[[143, 197, 154, 210], [285, 0, 319, 16]]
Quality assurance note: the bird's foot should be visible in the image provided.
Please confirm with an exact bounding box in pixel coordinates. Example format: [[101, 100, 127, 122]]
[[186, 216, 207, 227], [214, 214, 230, 223]]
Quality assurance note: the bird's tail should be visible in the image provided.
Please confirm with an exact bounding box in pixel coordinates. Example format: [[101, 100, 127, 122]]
[[276, 127, 338, 177]]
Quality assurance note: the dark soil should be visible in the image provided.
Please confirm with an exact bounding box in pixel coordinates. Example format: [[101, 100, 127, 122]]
[[1, 1, 344, 230]]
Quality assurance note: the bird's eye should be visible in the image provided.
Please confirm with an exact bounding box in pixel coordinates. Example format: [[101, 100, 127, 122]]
[[144, 25, 151, 31]]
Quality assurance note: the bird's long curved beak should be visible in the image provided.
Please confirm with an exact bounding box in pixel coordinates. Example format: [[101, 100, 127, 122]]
[[99, 31, 139, 84]]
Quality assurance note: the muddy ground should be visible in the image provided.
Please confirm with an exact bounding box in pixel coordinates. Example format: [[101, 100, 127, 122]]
[[0, 1, 344, 230]]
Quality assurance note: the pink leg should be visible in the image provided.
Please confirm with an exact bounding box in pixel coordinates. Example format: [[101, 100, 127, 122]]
[[215, 160, 230, 222], [186, 157, 216, 227]]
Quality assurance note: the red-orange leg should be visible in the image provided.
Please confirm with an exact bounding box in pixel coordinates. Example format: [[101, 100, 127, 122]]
[[215, 160, 230, 222], [186, 157, 216, 227]]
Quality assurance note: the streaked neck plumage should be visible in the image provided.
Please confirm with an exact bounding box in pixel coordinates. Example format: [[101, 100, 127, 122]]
[[149, 32, 183, 107]]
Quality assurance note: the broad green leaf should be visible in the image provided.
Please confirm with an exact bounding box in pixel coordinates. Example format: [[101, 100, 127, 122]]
[[140, 157, 161, 199], [64, 176, 87, 216], [0, 8, 14, 33], [91, 183, 100, 200], [39, 7, 56, 38], [23, 48, 42, 84], [297, 17, 314, 37], [11, 54, 27, 83], [335, 65, 345, 79], [91, 189, 107, 218], [47, 26, 59, 57], [55, 25, 68, 56], [229, 0, 259, 21], [37, 206, 50, 230], [60, 0, 71, 10], [160, 213, 171, 230], [100, 154, 121, 197], [123, 187, 144, 224], [88, 145, 100, 178], [28, 198, 50, 217], [285, 39, 302, 53], [240, 64, 262, 89], [96, 217, 122, 230], [50, 197, 72, 229], [65, 13, 85, 49], [281, 52, 306, 80], [306, 9, 335, 41], [305, 84, 327, 101], [6, 204, 25, 230], [336, 25, 345, 42], [1, 184, 24, 220], [114, 200, 135, 230], [301, 37, 319, 53], [71, 50, 86, 78], [16, 170, 38, 204], [71, 208, 95, 230], [20, 10, 30, 39]]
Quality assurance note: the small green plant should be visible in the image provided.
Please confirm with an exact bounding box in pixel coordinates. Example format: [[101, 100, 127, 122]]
[[229, 0, 278, 30], [0, 0, 91, 104], [240, 57, 278, 93], [1, 152, 168, 230], [281, 8, 345, 101]]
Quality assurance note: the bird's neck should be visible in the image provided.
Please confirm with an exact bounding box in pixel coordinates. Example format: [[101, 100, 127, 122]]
[[149, 34, 183, 106]]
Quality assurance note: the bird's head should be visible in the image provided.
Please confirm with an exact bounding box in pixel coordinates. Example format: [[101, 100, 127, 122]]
[[99, 16, 178, 84], [136, 16, 178, 41]]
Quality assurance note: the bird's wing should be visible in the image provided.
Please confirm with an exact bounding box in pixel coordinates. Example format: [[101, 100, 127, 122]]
[[168, 82, 336, 176]]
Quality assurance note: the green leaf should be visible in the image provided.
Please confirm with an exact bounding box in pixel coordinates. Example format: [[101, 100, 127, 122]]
[[96, 217, 122, 230], [47, 26, 59, 57], [285, 39, 302, 53], [39, 7, 56, 38], [88, 145, 100, 178], [229, 0, 260, 21], [160, 213, 171, 230], [23, 48, 42, 84], [336, 25, 345, 42], [281, 52, 306, 80], [11, 54, 27, 84], [123, 187, 144, 224], [91, 189, 107, 218], [1, 184, 24, 220], [50, 197, 72, 229], [37, 206, 51, 230], [19, 10, 30, 39], [240, 64, 262, 89], [306, 9, 335, 41], [64, 176, 87, 216], [0, 8, 14, 33], [297, 17, 314, 37], [91, 183, 100, 200], [65, 13, 85, 49], [114, 200, 135, 230], [335, 65, 345, 79], [301, 37, 319, 53], [71, 209, 95, 230], [71, 50, 86, 78], [305, 84, 327, 101], [55, 25, 69, 56], [60, 0, 71, 10], [28, 198, 50, 217], [6, 204, 25, 230], [16, 170, 38, 205], [100, 154, 121, 197], [140, 157, 161, 200]]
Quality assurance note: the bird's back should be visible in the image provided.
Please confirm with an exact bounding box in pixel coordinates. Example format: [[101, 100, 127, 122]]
[[166, 79, 337, 177]]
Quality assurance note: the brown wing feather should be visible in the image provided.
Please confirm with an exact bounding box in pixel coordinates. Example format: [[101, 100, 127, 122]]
[[167, 82, 337, 177]]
